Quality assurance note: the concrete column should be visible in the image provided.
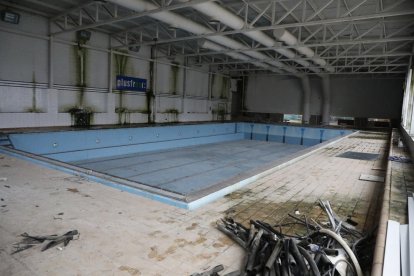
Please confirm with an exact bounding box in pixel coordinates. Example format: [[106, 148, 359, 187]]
[[321, 75, 331, 125], [300, 76, 311, 124]]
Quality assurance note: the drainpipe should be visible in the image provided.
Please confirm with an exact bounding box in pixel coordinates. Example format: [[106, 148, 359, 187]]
[[321, 75, 331, 125], [48, 21, 54, 89], [300, 75, 311, 124]]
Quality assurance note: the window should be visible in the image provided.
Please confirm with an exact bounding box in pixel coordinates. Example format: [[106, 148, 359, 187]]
[[401, 68, 414, 135], [329, 116, 354, 126], [283, 114, 302, 123]]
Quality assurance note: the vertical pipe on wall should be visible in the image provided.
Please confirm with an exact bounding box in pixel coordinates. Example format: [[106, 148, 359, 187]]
[[48, 21, 54, 89], [300, 75, 311, 124], [321, 75, 331, 125], [153, 45, 158, 123], [182, 57, 187, 114], [208, 70, 212, 116], [107, 46, 115, 117], [108, 48, 113, 94], [148, 43, 160, 123]]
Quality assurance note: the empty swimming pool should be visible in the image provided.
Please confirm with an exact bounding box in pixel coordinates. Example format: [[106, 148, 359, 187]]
[[2, 123, 351, 209]]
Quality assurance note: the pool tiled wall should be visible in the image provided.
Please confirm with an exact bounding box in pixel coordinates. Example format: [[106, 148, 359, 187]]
[[9, 123, 352, 162]]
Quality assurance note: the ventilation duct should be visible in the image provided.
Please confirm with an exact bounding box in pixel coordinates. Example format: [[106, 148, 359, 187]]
[[273, 29, 334, 72], [177, 0, 328, 73], [109, 0, 296, 74], [198, 40, 284, 73]]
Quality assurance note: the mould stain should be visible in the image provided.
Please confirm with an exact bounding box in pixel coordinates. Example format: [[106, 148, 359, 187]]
[[118, 266, 141, 275], [74, 44, 88, 107], [27, 72, 39, 113], [195, 252, 219, 260], [148, 244, 178, 262], [173, 232, 208, 249], [114, 51, 130, 124], [185, 222, 198, 231], [212, 236, 233, 249], [148, 230, 162, 237], [66, 188, 79, 193]]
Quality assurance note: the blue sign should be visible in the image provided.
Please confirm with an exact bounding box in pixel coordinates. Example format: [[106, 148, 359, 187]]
[[116, 75, 147, 92]]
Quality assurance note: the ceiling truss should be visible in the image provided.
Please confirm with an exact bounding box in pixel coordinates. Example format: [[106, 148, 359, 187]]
[[3, 0, 413, 75]]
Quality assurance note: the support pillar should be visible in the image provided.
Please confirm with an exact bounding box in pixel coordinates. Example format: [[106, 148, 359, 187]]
[[300, 75, 311, 124], [321, 75, 331, 125]]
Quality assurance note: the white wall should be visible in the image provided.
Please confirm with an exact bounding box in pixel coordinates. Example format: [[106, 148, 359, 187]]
[[0, 9, 231, 129], [245, 74, 404, 119]]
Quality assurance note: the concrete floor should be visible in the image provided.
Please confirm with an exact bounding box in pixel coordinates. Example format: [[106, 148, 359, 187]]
[[0, 131, 390, 275], [72, 140, 307, 196]]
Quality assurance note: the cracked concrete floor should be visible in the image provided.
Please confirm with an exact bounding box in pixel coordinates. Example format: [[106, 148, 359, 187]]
[[0, 131, 388, 275]]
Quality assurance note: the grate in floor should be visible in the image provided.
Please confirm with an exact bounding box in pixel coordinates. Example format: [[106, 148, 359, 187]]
[[336, 151, 380, 161]]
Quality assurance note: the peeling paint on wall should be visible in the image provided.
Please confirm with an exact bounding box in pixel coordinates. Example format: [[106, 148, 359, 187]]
[[25, 72, 41, 113]]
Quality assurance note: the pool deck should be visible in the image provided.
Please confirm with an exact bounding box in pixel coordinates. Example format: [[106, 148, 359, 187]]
[[73, 140, 307, 196], [0, 130, 404, 275]]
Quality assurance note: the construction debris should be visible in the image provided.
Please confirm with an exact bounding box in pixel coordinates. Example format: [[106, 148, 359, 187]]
[[190, 265, 224, 276], [197, 200, 374, 276], [12, 230, 79, 254], [388, 156, 412, 163]]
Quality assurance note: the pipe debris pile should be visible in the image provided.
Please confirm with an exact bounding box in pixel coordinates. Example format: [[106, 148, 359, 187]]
[[195, 200, 375, 276], [12, 230, 79, 254]]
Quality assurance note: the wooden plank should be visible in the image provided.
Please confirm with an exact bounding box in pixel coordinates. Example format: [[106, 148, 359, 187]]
[[359, 174, 385, 182], [400, 224, 409, 276], [383, 220, 401, 276], [408, 197, 414, 276]]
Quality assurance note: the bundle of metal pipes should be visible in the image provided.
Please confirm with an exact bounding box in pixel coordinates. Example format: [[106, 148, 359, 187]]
[[194, 200, 375, 276]]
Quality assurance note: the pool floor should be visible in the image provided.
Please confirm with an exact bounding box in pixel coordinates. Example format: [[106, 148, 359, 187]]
[[72, 140, 307, 196]]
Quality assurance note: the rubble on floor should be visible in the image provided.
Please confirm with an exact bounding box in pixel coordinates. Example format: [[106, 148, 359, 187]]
[[12, 230, 79, 254]]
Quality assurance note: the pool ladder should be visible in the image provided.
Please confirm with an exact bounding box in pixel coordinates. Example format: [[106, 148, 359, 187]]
[[0, 134, 12, 148]]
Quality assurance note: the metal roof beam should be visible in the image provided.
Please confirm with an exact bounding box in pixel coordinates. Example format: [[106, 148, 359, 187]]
[[0, 0, 49, 17], [51, 1, 97, 21], [159, 36, 414, 58], [306, 0, 335, 22], [116, 9, 414, 49], [51, 0, 216, 36], [341, 0, 369, 17], [191, 52, 412, 66], [223, 67, 406, 74], [275, 0, 302, 25]]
